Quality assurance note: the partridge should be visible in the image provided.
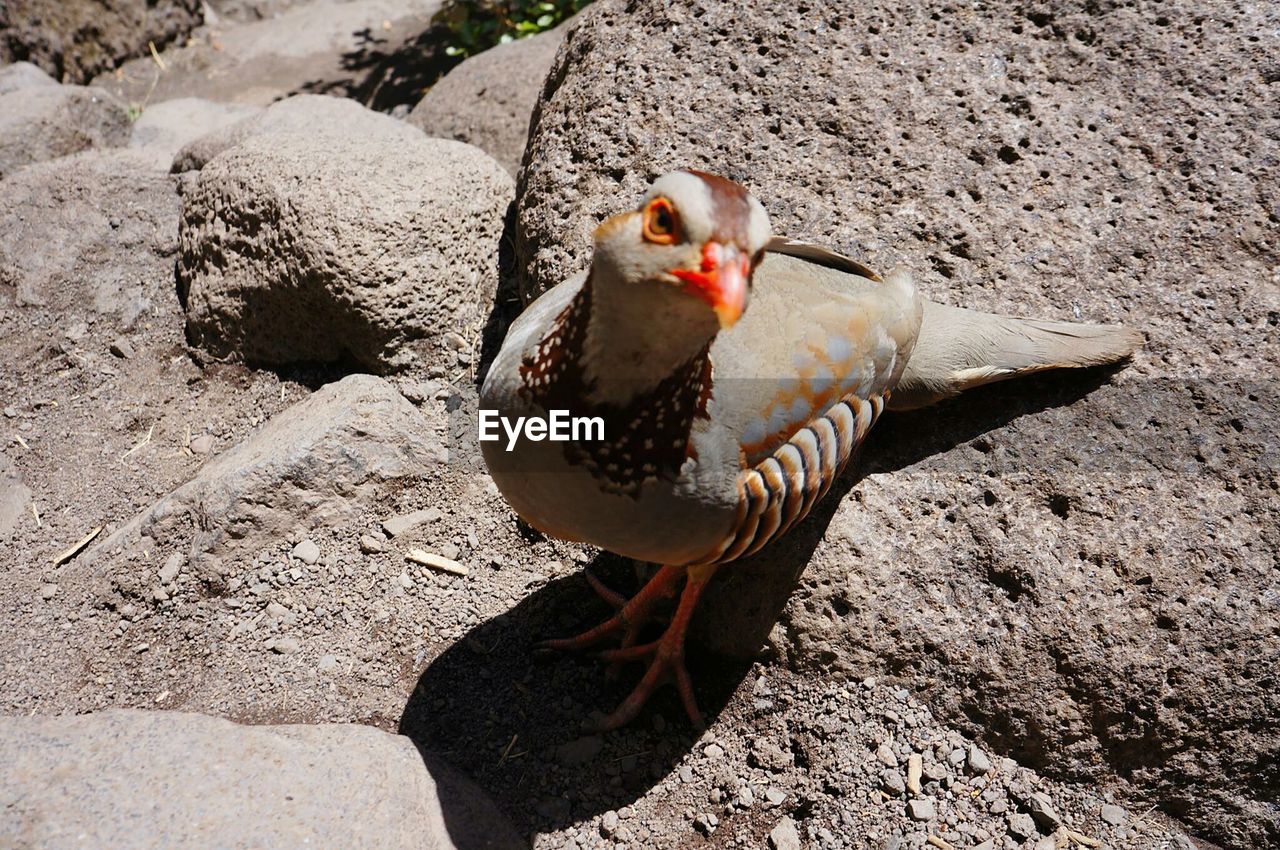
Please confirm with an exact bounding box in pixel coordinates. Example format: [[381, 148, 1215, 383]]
[[481, 170, 1140, 731]]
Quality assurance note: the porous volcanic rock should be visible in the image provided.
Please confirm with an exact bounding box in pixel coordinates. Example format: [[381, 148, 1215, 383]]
[[178, 131, 511, 372], [408, 24, 567, 174], [0, 84, 129, 179], [84, 374, 446, 591], [171, 93, 421, 172], [0, 708, 524, 850], [513, 1, 1279, 846], [0, 0, 203, 83], [0, 148, 180, 319], [0, 61, 58, 95], [130, 97, 261, 167]]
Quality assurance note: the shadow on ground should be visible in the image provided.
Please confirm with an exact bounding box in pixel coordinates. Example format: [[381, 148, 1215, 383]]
[[291, 21, 460, 110], [399, 560, 755, 842], [400, 364, 1127, 844]]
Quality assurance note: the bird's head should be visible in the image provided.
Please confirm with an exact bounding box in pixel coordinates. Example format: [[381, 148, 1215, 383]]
[[591, 170, 772, 330]]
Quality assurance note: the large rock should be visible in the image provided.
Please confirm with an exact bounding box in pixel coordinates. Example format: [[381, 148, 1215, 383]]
[[513, 1, 1278, 847], [0, 84, 129, 179], [130, 97, 262, 167], [86, 375, 446, 585], [408, 25, 566, 175], [178, 131, 512, 372], [92, 0, 444, 107], [0, 0, 203, 84], [171, 93, 420, 172], [0, 148, 180, 320], [0, 60, 58, 95], [0, 709, 524, 850]]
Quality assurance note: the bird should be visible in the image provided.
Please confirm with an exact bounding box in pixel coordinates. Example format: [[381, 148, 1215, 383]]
[[480, 170, 1141, 731]]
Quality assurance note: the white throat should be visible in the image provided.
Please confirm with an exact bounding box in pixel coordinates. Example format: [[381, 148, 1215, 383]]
[[580, 265, 719, 407]]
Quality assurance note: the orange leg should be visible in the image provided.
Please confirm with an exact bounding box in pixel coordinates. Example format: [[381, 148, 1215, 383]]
[[539, 563, 720, 731], [537, 564, 683, 653]]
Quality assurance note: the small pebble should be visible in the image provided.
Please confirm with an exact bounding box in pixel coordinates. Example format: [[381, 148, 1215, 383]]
[[967, 744, 992, 774], [1100, 803, 1128, 826], [907, 798, 935, 821], [381, 507, 443, 537], [316, 654, 339, 673], [1008, 812, 1037, 840], [703, 743, 724, 760], [359, 534, 385, 554], [109, 337, 134, 359], [158, 552, 182, 583], [1028, 792, 1061, 829], [768, 816, 801, 850], [882, 770, 906, 796], [555, 735, 602, 766], [291, 539, 320, 564], [271, 636, 301, 654], [189, 434, 214, 455], [39, 583, 58, 600]]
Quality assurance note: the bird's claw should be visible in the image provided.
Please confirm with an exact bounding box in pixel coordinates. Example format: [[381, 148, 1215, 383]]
[[539, 564, 714, 730], [586, 633, 704, 732]]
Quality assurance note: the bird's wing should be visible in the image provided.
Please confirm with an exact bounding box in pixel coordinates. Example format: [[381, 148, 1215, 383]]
[[765, 236, 883, 282], [686, 248, 921, 566], [705, 249, 921, 466]]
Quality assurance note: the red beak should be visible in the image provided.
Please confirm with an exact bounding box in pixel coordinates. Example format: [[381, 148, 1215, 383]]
[[670, 242, 750, 329]]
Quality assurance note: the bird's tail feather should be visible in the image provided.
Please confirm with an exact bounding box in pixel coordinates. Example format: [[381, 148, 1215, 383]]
[[888, 300, 1142, 411]]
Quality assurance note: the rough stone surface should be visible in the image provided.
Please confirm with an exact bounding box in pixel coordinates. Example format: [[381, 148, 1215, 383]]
[[91, 0, 444, 107], [0, 84, 129, 179], [514, 1, 1279, 847], [0, 708, 523, 849], [205, 0, 313, 22], [0, 60, 58, 95], [178, 132, 512, 372], [0, 0, 203, 84], [408, 24, 566, 175], [82, 375, 445, 590], [0, 148, 180, 319], [130, 97, 261, 167], [171, 93, 422, 173], [0, 451, 32, 541]]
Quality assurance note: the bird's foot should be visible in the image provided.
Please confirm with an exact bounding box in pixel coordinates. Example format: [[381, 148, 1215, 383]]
[[540, 563, 718, 730], [536, 564, 683, 654], [582, 570, 628, 609], [588, 625, 703, 732]]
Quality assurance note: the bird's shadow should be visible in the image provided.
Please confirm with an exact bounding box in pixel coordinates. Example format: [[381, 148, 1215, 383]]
[[399, 560, 755, 844], [398, 365, 1124, 843]]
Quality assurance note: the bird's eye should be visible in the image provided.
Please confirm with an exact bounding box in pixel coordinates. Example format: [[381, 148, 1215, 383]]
[[642, 197, 679, 245]]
